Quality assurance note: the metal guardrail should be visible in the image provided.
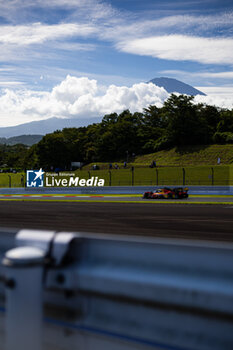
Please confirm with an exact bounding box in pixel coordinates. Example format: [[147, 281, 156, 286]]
[[0, 229, 233, 350]]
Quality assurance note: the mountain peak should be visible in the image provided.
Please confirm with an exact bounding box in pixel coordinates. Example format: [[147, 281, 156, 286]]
[[149, 77, 206, 96]]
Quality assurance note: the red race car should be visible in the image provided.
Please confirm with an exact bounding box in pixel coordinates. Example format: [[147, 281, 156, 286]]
[[143, 187, 189, 199]]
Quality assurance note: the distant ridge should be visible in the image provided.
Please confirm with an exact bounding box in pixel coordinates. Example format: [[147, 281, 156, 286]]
[[0, 134, 43, 146], [149, 77, 206, 96], [0, 116, 102, 138]]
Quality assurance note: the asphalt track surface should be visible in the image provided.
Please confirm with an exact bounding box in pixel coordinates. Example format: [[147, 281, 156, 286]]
[[1, 198, 233, 242]]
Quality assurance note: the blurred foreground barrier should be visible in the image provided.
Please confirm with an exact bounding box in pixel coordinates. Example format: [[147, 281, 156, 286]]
[[0, 229, 233, 350]]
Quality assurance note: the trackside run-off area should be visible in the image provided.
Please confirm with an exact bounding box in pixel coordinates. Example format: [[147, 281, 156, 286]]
[[1, 193, 233, 204]]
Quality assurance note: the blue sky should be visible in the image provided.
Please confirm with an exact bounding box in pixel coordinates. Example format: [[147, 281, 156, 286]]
[[0, 0, 232, 127]]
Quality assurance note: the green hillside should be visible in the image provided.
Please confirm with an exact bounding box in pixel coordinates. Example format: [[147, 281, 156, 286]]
[[135, 145, 233, 166], [83, 145, 233, 170], [77, 145, 233, 187]]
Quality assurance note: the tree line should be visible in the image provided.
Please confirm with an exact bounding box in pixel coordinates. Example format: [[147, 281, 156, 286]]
[[1, 94, 233, 170]]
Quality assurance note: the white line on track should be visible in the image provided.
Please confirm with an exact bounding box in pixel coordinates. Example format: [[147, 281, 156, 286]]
[[8, 195, 24, 197]]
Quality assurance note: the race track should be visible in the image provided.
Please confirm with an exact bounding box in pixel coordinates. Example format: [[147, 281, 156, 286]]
[[0, 200, 233, 242]]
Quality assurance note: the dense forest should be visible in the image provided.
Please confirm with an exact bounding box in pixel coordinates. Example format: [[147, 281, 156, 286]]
[[1, 94, 233, 170]]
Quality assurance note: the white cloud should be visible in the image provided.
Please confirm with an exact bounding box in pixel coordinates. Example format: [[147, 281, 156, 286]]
[[195, 86, 233, 99], [0, 76, 232, 128], [0, 81, 25, 86], [0, 23, 96, 46], [194, 94, 233, 110], [51, 76, 98, 104], [0, 68, 15, 72], [53, 42, 96, 51], [117, 35, 233, 65], [0, 75, 169, 127], [0, 0, 118, 25], [101, 12, 233, 43], [198, 72, 233, 79], [137, 13, 233, 34], [159, 70, 233, 80]]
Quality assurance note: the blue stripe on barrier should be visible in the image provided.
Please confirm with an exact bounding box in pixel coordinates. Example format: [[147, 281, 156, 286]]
[[0, 306, 5, 313], [45, 317, 196, 350]]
